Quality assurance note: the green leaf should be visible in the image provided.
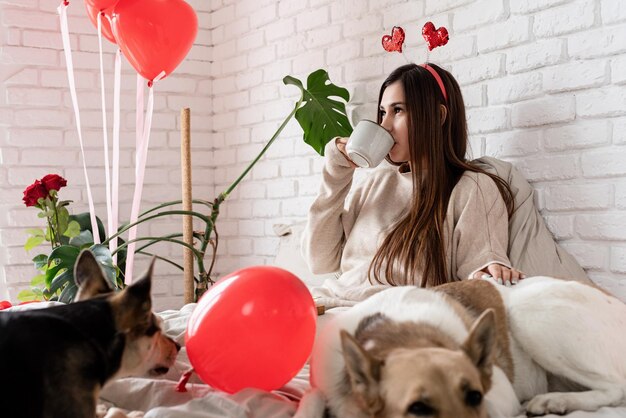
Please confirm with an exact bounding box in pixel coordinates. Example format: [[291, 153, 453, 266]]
[[58, 200, 73, 207], [70, 212, 106, 242], [44, 227, 53, 242], [43, 287, 57, 300], [30, 274, 46, 287], [24, 235, 45, 251], [64, 220, 81, 238], [284, 69, 352, 156], [58, 282, 78, 303], [69, 230, 95, 248], [32, 254, 49, 271], [45, 245, 79, 287], [49, 270, 73, 294], [17, 289, 40, 303], [57, 206, 70, 236], [26, 228, 45, 237], [90, 244, 118, 288], [48, 245, 80, 268]]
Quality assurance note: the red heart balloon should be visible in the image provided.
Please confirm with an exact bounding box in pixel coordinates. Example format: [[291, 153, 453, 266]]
[[422, 21, 449, 51], [86, 0, 119, 11], [382, 26, 405, 53], [112, 0, 198, 82], [85, 2, 116, 44]]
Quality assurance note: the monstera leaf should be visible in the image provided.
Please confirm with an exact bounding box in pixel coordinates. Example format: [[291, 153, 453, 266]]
[[44, 243, 120, 303], [284, 69, 352, 156]]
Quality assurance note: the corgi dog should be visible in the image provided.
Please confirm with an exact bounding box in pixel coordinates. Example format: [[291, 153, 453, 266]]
[[295, 277, 626, 418], [0, 250, 180, 418]]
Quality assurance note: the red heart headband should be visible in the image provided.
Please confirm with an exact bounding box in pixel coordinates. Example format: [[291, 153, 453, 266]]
[[419, 64, 447, 102], [381, 22, 449, 102]]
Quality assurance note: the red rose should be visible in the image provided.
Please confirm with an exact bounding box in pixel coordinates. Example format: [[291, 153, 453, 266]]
[[22, 180, 48, 207], [41, 174, 67, 192]]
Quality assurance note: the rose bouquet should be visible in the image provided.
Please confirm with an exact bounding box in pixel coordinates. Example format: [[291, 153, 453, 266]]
[[23, 174, 79, 251], [20, 174, 115, 302]]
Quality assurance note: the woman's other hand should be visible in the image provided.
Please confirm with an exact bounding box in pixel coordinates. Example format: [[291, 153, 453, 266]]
[[472, 264, 526, 286], [335, 137, 359, 168]]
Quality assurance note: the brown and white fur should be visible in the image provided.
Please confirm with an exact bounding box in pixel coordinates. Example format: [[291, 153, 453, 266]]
[[0, 250, 180, 418], [295, 277, 626, 418]]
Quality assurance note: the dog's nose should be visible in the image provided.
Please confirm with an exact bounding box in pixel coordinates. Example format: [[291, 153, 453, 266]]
[[175, 341, 181, 352]]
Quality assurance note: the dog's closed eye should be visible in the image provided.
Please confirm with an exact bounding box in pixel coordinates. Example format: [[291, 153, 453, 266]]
[[407, 401, 435, 416]]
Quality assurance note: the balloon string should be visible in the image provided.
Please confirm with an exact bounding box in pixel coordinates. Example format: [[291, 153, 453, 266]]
[[125, 73, 163, 284], [97, 12, 114, 251], [102, 11, 112, 25], [111, 49, 122, 265], [58, 2, 101, 244], [135, 75, 144, 174]]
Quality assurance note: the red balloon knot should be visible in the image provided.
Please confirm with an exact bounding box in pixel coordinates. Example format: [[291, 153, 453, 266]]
[[175, 369, 194, 393], [147, 80, 153, 88]]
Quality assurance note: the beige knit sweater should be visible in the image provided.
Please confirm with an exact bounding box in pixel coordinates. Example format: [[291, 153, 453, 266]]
[[302, 140, 512, 304]]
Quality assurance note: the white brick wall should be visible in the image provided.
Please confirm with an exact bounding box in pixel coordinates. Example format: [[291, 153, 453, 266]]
[[204, 0, 626, 301], [0, 0, 211, 310], [2, 0, 626, 306]]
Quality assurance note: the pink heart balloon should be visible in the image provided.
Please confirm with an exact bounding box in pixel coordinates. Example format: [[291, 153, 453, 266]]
[[86, 0, 119, 11], [112, 0, 197, 82]]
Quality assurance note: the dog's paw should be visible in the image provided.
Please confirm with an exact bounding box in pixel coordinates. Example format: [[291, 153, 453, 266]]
[[96, 404, 109, 418], [526, 393, 569, 416]]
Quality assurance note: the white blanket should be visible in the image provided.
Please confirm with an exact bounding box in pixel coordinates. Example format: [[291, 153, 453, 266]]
[[97, 304, 626, 418], [100, 303, 307, 418]]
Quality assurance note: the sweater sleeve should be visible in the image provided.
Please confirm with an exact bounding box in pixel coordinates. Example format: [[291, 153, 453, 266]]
[[301, 139, 357, 274], [452, 173, 512, 280]]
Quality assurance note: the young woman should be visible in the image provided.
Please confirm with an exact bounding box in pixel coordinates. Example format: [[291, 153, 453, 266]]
[[302, 63, 525, 304]]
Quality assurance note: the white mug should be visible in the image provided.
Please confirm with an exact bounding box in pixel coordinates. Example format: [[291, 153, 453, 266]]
[[345, 120, 395, 168]]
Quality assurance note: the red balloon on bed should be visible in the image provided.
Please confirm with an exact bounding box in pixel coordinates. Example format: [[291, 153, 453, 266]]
[[185, 266, 317, 394]]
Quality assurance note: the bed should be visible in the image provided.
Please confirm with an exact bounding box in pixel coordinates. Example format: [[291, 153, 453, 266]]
[[94, 222, 626, 418], [101, 311, 626, 418]]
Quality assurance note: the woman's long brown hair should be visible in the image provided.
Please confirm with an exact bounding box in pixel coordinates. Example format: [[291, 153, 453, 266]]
[[369, 63, 514, 287]]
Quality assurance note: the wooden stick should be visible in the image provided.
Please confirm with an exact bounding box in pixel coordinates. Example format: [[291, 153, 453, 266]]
[[181, 108, 194, 304]]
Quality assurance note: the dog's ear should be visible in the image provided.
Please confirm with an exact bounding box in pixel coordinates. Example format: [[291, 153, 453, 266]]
[[74, 249, 112, 301], [340, 330, 383, 414], [461, 309, 496, 392], [114, 258, 155, 331]]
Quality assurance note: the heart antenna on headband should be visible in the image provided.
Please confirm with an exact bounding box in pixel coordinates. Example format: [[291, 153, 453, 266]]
[[380, 22, 450, 102]]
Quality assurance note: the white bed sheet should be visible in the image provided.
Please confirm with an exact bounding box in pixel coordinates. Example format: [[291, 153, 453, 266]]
[[99, 304, 626, 418]]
